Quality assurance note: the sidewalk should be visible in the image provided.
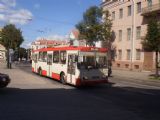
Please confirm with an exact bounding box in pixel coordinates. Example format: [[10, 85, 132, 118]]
[[112, 69, 160, 87]]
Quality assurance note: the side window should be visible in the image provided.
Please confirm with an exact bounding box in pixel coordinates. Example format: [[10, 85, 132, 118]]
[[60, 51, 66, 64], [47, 54, 52, 65], [38, 52, 43, 62], [38, 52, 47, 62], [53, 51, 59, 63], [43, 52, 47, 62], [32, 54, 38, 62]]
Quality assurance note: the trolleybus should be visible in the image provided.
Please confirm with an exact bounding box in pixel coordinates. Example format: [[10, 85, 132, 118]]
[[32, 46, 108, 86]]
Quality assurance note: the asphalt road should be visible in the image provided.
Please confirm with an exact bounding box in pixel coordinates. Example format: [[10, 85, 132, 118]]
[[0, 63, 160, 120]]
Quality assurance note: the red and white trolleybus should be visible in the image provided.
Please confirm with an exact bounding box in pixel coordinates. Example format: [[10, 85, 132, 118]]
[[32, 46, 108, 86]]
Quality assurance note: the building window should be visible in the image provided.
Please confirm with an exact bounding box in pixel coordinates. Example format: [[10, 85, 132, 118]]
[[112, 11, 115, 20], [137, 2, 141, 13], [119, 30, 122, 41], [128, 5, 132, 16], [127, 28, 131, 41], [136, 26, 141, 39], [147, 0, 152, 7], [127, 49, 131, 60], [136, 49, 141, 60], [119, 8, 123, 19], [118, 50, 122, 60]]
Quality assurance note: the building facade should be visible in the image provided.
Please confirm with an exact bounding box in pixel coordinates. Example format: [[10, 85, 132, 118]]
[[69, 29, 103, 47], [0, 44, 6, 62], [102, 0, 160, 71], [31, 39, 69, 51], [0, 28, 6, 62]]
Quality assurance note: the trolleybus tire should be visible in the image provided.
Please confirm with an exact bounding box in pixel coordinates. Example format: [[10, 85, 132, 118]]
[[60, 73, 66, 84], [38, 68, 42, 76]]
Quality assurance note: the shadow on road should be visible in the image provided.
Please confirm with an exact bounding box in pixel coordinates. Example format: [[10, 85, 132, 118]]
[[0, 85, 160, 120]]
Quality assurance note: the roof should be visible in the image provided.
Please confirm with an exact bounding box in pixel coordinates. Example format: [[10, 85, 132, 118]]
[[71, 29, 79, 39], [31, 39, 68, 45]]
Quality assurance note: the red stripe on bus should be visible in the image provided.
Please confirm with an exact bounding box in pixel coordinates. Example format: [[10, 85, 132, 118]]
[[75, 78, 108, 86], [32, 67, 34, 72], [42, 70, 47, 76], [33, 46, 107, 53], [52, 73, 60, 80]]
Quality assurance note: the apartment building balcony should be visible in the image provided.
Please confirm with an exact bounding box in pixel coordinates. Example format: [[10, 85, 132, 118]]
[[142, 3, 160, 16]]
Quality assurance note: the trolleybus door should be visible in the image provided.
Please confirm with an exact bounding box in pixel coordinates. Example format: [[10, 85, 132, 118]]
[[47, 54, 52, 77], [67, 54, 76, 83]]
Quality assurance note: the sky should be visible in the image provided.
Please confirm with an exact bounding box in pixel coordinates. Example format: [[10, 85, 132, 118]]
[[0, 0, 101, 48]]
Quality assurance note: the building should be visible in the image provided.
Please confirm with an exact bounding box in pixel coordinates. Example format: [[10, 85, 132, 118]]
[[0, 28, 6, 62], [101, 0, 160, 71], [69, 29, 87, 46], [31, 39, 69, 51], [69, 29, 102, 47], [0, 44, 6, 62]]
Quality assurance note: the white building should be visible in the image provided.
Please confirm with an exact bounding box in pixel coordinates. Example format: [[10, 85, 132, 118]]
[[31, 39, 69, 51], [0, 44, 6, 62]]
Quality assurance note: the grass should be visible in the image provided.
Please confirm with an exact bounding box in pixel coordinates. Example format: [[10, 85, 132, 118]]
[[149, 75, 160, 80]]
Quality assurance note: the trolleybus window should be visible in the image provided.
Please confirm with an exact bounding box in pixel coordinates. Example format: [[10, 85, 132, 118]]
[[47, 54, 52, 65], [32, 54, 38, 63], [78, 55, 107, 69], [38, 52, 47, 62], [60, 51, 66, 64], [53, 51, 59, 63]]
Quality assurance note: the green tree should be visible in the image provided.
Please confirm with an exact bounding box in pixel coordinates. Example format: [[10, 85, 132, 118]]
[[76, 6, 102, 46], [0, 24, 24, 68], [0, 24, 24, 50], [100, 10, 113, 58], [76, 6, 113, 48], [19, 47, 27, 60], [142, 14, 160, 77]]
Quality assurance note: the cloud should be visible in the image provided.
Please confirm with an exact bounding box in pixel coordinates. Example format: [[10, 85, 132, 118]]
[[8, 9, 32, 25], [0, 0, 16, 7], [21, 41, 32, 48], [0, 3, 7, 11], [0, 14, 6, 21], [36, 34, 69, 41], [0, 0, 33, 25], [34, 3, 40, 9]]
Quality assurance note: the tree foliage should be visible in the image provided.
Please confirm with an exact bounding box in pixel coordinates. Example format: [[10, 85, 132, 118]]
[[0, 24, 24, 50], [76, 6, 113, 48], [142, 15, 160, 52], [100, 10, 113, 47], [142, 14, 160, 76], [19, 47, 27, 59], [76, 6, 103, 46]]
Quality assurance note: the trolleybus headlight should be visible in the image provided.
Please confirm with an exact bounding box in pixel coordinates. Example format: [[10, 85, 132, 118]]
[[102, 75, 107, 79], [83, 76, 88, 80]]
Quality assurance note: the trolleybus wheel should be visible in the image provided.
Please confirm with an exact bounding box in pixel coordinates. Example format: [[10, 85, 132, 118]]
[[60, 73, 66, 84], [38, 68, 42, 76]]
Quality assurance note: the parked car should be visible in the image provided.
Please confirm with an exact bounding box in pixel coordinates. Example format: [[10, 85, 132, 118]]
[[0, 73, 11, 88]]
